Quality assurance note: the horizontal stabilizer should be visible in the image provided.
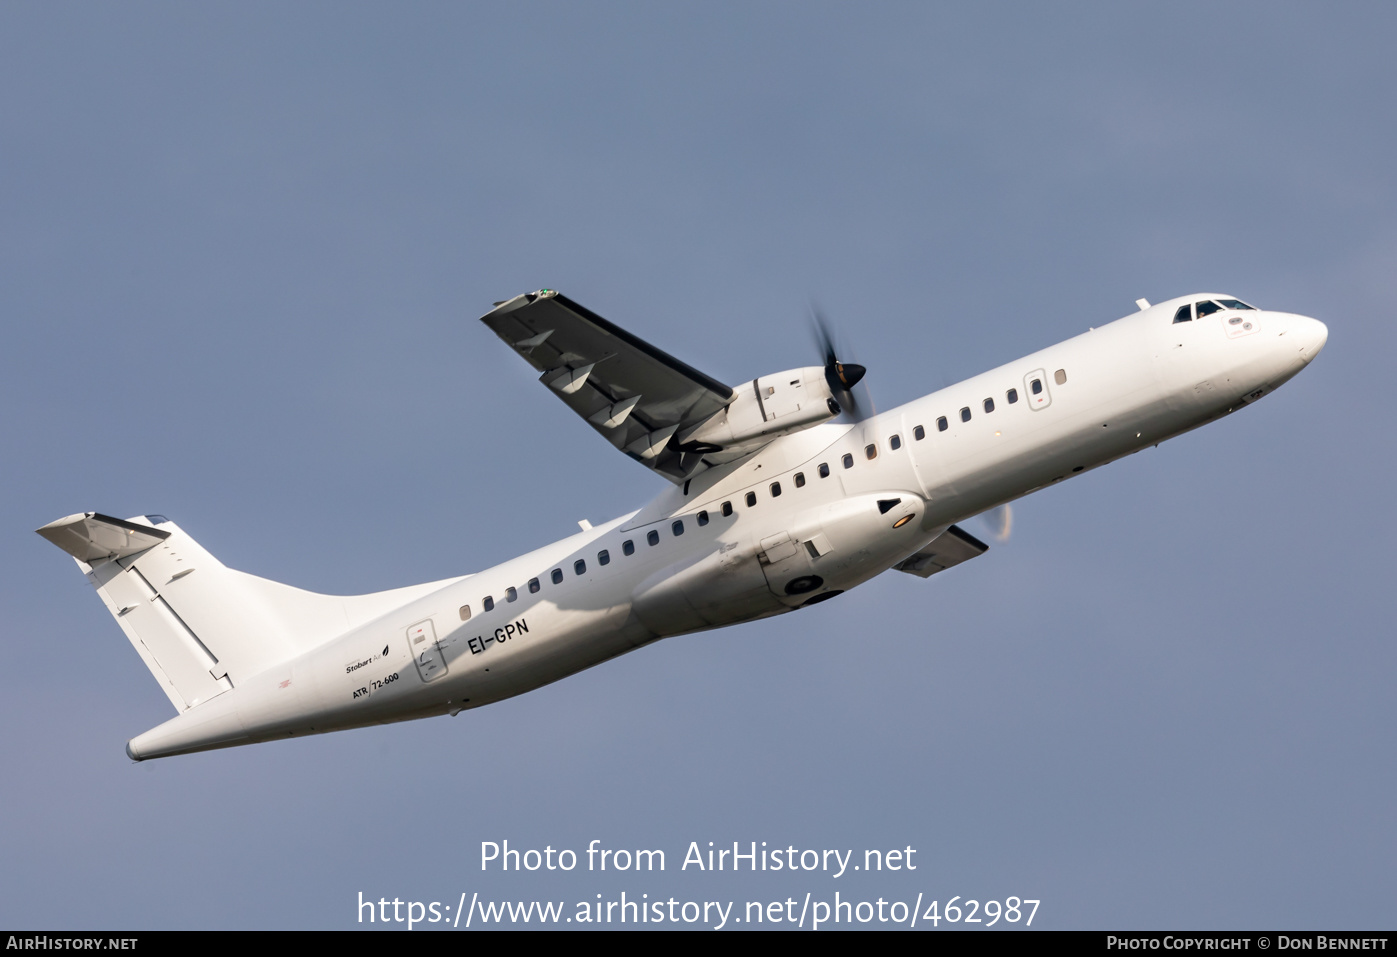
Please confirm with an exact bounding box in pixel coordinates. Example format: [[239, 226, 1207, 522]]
[[894, 525, 988, 578], [37, 512, 170, 563]]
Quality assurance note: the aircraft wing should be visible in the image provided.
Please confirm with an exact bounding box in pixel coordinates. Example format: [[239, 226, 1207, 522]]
[[893, 525, 989, 578], [481, 290, 735, 482]]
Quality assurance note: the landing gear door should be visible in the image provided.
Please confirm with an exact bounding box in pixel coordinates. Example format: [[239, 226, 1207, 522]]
[[407, 619, 448, 683], [1024, 368, 1052, 410], [758, 531, 824, 608]]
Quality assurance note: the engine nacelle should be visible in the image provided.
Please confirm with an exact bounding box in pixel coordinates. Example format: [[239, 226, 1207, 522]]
[[679, 366, 838, 454]]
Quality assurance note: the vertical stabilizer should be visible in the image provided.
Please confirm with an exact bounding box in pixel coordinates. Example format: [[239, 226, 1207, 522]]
[[39, 513, 465, 713]]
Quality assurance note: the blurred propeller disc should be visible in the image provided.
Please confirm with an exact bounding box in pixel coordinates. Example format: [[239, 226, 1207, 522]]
[[979, 504, 1013, 543], [811, 305, 868, 419]]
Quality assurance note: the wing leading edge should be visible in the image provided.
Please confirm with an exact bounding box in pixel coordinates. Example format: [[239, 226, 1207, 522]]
[[481, 290, 735, 482]]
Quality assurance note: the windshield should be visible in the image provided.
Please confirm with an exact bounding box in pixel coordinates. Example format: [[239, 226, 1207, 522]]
[[1172, 298, 1259, 324]]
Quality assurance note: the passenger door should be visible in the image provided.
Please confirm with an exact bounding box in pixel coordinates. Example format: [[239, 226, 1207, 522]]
[[1024, 368, 1052, 410]]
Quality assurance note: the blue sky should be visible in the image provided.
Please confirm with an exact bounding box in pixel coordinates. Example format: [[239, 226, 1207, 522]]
[[2, 3, 1393, 929]]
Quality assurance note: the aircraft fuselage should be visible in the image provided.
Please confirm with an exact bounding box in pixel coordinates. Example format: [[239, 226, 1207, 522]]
[[113, 295, 1327, 759]]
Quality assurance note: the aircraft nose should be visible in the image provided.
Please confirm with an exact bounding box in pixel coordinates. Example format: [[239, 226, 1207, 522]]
[[1294, 315, 1329, 363]]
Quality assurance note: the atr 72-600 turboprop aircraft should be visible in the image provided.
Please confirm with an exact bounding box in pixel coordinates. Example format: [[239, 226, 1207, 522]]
[[40, 291, 1327, 760]]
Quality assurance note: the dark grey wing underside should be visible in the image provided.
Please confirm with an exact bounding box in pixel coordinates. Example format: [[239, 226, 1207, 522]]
[[893, 525, 989, 578], [481, 290, 735, 482]]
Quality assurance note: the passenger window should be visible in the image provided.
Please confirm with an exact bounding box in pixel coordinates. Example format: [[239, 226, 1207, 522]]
[[1054, 369, 1067, 385], [745, 491, 757, 507], [721, 501, 733, 517], [794, 472, 805, 488], [483, 596, 494, 612], [1007, 388, 1018, 404], [459, 604, 471, 621], [890, 435, 901, 450], [623, 539, 635, 556], [697, 510, 709, 526], [1173, 304, 1193, 323], [506, 586, 517, 603], [529, 577, 541, 593], [551, 568, 563, 585], [647, 530, 660, 546], [865, 444, 877, 460], [1195, 301, 1222, 318], [937, 417, 948, 432], [1031, 379, 1042, 395], [913, 425, 925, 441], [671, 520, 684, 536], [818, 463, 830, 478], [960, 407, 971, 423], [984, 398, 995, 413], [770, 482, 782, 497], [842, 453, 854, 469], [574, 559, 586, 575], [598, 549, 610, 566]]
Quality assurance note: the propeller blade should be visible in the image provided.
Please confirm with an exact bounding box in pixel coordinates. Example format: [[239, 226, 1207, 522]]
[[979, 504, 1013, 543], [811, 304, 868, 419]]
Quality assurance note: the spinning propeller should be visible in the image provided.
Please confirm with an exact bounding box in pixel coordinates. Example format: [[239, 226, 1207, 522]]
[[812, 303, 1014, 544], [978, 504, 1013, 543], [812, 306, 869, 419]]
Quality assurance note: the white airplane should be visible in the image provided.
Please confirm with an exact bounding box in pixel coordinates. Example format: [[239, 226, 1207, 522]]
[[39, 291, 1327, 760]]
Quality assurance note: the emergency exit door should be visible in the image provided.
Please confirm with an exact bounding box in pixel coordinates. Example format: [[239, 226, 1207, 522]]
[[406, 619, 448, 682]]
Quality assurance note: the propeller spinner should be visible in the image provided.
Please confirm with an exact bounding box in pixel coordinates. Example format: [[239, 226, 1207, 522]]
[[812, 307, 867, 419]]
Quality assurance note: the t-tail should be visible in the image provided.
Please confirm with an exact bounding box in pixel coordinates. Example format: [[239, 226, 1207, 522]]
[[37, 512, 460, 759]]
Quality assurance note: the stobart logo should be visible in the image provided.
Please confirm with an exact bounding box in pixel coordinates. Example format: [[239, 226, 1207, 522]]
[[345, 644, 392, 675]]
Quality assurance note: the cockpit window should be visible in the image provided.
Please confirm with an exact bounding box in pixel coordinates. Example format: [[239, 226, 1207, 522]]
[[1195, 300, 1223, 318], [1216, 298, 1255, 311], [1173, 305, 1193, 324]]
